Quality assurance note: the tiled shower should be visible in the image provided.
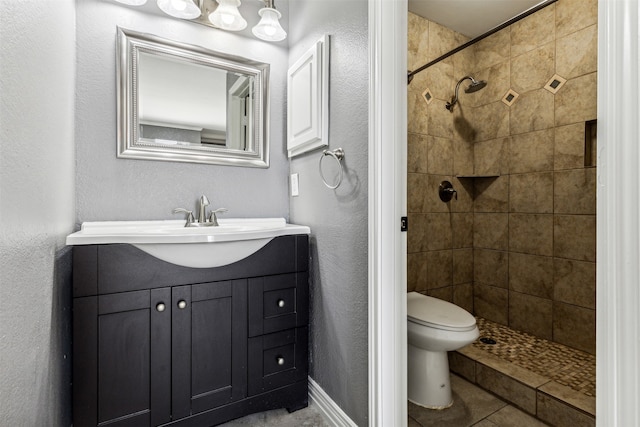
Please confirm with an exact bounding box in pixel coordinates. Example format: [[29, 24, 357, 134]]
[[407, 0, 597, 355]]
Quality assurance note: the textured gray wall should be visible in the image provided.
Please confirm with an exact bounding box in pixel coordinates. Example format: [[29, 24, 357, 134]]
[[75, 0, 290, 224], [0, 1, 76, 425], [288, 1, 370, 425]]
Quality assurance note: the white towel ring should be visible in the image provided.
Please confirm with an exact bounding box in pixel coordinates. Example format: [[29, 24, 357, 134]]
[[319, 148, 345, 189]]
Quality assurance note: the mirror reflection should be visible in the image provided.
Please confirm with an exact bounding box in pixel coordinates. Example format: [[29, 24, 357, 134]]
[[117, 27, 269, 167]]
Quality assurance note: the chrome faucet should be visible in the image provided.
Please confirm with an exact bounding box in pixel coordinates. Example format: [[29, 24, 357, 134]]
[[198, 195, 210, 223], [173, 194, 227, 227]]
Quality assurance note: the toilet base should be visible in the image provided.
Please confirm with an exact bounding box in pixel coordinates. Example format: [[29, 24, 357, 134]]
[[408, 344, 453, 409]]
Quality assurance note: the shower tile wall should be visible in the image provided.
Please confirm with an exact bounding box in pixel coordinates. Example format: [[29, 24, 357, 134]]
[[407, 0, 597, 354]]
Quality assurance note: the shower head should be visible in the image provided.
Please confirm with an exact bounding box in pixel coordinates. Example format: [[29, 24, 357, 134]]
[[446, 76, 487, 112], [465, 78, 487, 93]]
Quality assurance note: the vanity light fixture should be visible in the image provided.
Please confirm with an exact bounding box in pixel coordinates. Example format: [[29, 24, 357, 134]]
[[157, 0, 201, 19], [209, 0, 247, 31], [114, 0, 147, 5], [252, 0, 286, 42], [110, 0, 286, 42]]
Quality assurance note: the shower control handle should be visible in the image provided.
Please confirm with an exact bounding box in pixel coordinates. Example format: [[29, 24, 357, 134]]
[[439, 181, 458, 202]]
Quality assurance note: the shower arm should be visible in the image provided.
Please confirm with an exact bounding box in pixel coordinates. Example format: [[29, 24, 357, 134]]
[[447, 76, 473, 110]]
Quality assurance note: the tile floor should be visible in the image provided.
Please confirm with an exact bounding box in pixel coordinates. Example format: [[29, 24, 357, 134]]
[[218, 404, 330, 427], [408, 374, 548, 427], [219, 374, 545, 427]]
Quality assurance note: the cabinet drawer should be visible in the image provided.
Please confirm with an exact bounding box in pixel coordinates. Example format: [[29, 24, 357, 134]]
[[248, 273, 308, 337], [248, 327, 308, 396]]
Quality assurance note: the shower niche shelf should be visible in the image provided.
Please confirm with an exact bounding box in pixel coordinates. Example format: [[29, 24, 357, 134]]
[[456, 174, 500, 179]]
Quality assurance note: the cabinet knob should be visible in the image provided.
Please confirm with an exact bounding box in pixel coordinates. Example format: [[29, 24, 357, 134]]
[[276, 356, 285, 366], [177, 300, 187, 309], [277, 299, 285, 308], [156, 303, 166, 312]]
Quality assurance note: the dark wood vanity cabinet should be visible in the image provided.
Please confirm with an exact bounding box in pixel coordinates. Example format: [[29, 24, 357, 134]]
[[72, 235, 309, 427]]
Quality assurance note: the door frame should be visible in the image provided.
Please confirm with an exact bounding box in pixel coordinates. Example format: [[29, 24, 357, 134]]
[[367, 0, 640, 426]]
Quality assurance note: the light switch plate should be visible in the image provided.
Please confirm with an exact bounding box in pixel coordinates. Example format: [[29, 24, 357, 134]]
[[291, 173, 299, 197]]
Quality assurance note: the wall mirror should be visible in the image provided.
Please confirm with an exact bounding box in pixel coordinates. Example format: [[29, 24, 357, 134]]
[[116, 27, 270, 167]]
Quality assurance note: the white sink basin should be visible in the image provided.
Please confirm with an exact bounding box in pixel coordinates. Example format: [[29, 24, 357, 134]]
[[66, 218, 310, 268]]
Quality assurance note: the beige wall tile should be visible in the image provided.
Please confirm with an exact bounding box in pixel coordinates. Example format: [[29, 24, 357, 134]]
[[426, 249, 453, 289], [408, 133, 429, 174], [453, 107, 479, 143], [554, 214, 596, 262], [474, 283, 509, 324], [556, 25, 597, 80], [475, 29, 511, 70], [407, 13, 429, 70], [427, 286, 453, 302], [407, 172, 427, 213], [511, 4, 555, 57], [553, 302, 596, 354], [509, 252, 554, 299], [407, 213, 428, 253], [407, 89, 429, 134], [467, 61, 510, 107], [556, 0, 598, 38], [423, 61, 454, 101], [408, 252, 428, 292], [510, 88, 555, 135], [554, 123, 585, 170], [509, 213, 554, 256], [453, 283, 474, 313], [453, 138, 474, 175], [452, 212, 474, 248], [476, 363, 537, 414], [554, 168, 596, 214], [509, 292, 553, 340], [555, 72, 597, 127], [509, 172, 554, 214], [427, 136, 453, 175], [474, 137, 509, 175], [474, 176, 509, 213], [474, 249, 508, 288], [554, 258, 596, 309], [511, 42, 555, 94], [427, 98, 454, 138], [453, 248, 473, 284], [473, 102, 511, 142], [452, 43, 475, 75], [474, 213, 509, 250], [429, 21, 463, 65], [510, 129, 555, 173], [426, 212, 453, 250]]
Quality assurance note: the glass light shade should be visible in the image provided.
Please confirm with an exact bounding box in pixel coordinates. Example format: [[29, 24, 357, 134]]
[[157, 0, 201, 19], [209, 0, 247, 31], [252, 7, 286, 42], [114, 0, 148, 5]]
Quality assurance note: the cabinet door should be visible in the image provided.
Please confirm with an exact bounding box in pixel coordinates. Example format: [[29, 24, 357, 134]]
[[90, 288, 171, 427], [172, 280, 248, 418]]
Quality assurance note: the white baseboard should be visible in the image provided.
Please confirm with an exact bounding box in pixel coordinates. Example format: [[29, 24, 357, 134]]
[[308, 377, 358, 427]]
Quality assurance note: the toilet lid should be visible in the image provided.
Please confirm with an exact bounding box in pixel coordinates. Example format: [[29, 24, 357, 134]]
[[407, 292, 477, 331]]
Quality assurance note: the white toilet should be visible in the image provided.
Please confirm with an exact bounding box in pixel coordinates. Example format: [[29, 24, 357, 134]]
[[407, 291, 479, 409]]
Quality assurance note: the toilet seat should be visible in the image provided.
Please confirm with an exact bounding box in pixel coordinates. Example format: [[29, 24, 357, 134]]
[[407, 292, 476, 332]]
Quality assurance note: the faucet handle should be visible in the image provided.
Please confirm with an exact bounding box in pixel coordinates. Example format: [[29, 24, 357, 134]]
[[208, 208, 228, 226], [172, 208, 195, 227]]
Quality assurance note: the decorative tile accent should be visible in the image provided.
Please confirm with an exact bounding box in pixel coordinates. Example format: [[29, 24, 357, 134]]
[[421, 88, 434, 105], [502, 89, 520, 106], [544, 74, 567, 94]]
